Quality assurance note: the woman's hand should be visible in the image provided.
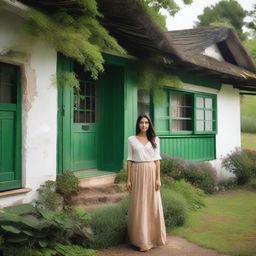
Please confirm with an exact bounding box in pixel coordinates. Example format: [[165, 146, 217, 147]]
[[155, 179, 161, 191], [127, 180, 132, 192]]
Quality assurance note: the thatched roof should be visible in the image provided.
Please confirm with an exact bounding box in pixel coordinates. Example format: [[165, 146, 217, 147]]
[[13, 0, 256, 93]]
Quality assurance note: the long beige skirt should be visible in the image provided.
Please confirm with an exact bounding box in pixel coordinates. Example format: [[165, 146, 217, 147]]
[[127, 161, 166, 249]]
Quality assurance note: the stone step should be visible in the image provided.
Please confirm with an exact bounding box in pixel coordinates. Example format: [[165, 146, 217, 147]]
[[76, 192, 128, 206], [78, 183, 127, 195], [78, 172, 117, 188]]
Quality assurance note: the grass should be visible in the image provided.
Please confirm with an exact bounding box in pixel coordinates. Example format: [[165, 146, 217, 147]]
[[241, 133, 256, 150], [172, 187, 256, 256], [241, 95, 256, 133]]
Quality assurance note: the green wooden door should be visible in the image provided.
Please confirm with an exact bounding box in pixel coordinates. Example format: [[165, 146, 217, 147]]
[[57, 55, 98, 172], [0, 63, 21, 191], [72, 63, 97, 170]]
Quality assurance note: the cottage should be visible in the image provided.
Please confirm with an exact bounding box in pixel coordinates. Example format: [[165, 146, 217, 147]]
[[0, 0, 256, 207]]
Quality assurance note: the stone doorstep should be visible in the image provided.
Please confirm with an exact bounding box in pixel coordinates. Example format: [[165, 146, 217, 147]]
[[0, 188, 32, 198], [79, 173, 117, 188]]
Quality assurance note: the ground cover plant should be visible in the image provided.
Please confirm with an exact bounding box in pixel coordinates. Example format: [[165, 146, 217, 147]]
[[172, 187, 256, 256], [0, 171, 95, 256], [160, 155, 218, 193], [222, 148, 256, 185]]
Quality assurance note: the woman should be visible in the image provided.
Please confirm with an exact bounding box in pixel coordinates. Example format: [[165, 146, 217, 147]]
[[127, 114, 166, 252]]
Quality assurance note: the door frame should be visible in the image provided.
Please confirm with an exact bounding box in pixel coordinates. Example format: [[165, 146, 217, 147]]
[[0, 63, 22, 191]]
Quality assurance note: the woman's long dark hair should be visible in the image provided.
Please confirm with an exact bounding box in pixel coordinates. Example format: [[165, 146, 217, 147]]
[[136, 114, 157, 148]]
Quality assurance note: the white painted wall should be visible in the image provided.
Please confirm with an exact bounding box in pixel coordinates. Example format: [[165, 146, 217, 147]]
[[0, 8, 57, 207], [203, 44, 225, 62], [184, 83, 241, 180]]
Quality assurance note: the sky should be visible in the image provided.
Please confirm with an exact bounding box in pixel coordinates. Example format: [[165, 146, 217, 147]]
[[162, 0, 255, 31]]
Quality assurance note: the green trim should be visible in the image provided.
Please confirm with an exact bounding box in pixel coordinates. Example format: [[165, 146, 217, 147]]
[[173, 70, 221, 90], [103, 53, 135, 67], [154, 87, 217, 136]]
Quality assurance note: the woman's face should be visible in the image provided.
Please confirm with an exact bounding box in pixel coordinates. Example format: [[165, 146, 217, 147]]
[[139, 117, 149, 133]]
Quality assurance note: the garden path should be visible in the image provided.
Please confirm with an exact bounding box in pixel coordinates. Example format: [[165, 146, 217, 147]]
[[98, 235, 229, 256]]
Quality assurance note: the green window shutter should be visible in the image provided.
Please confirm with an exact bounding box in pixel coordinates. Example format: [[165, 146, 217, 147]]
[[194, 94, 217, 134]]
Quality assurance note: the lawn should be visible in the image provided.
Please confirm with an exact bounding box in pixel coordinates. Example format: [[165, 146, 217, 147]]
[[241, 133, 256, 150], [172, 187, 256, 256]]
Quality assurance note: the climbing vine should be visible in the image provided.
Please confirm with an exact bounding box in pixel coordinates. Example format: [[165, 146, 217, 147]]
[[23, 0, 125, 80], [138, 61, 183, 105]]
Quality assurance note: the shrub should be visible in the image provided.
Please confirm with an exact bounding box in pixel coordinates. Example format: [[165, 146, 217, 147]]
[[0, 201, 94, 255], [222, 148, 256, 185], [89, 198, 128, 249], [56, 170, 80, 206], [161, 155, 217, 194], [161, 188, 188, 231], [36, 180, 63, 211], [161, 155, 186, 177], [167, 179, 206, 210]]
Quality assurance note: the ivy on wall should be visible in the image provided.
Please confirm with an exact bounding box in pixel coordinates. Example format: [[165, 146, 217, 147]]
[[138, 61, 183, 105]]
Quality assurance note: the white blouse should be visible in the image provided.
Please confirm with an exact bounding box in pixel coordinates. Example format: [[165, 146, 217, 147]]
[[127, 136, 162, 162]]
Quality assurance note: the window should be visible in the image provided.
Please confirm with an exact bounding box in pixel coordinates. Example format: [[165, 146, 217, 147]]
[[171, 93, 193, 132], [0, 63, 17, 104], [195, 96, 216, 132], [154, 89, 217, 134], [73, 63, 96, 123]]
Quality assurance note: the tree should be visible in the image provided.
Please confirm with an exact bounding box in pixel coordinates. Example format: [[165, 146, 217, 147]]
[[247, 3, 256, 37], [144, 0, 193, 29], [194, 0, 247, 41]]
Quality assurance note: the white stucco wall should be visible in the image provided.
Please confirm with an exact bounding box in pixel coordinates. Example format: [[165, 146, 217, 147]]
[[211, 84, 241, 180], [0, 8, 57, 207], [183, 83, 241, 180], [203, 44, 225, 62]]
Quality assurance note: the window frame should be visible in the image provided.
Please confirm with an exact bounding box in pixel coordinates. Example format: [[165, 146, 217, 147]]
[[153, 88, 217, 136]]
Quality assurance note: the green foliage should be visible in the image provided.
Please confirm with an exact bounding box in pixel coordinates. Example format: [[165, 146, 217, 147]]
[[144, 3, 167, 29], [138, 62, 183, 105], [114, 170, 128, 184], [244, 39, 256, 63], [36, 180, 63, 211], [144, 0, 193, 17], [195, 0, 247, 41], [222, 148, 256, 185], [161, 154, 218, 193], [240, 94, 256, 134], [165, 179, 206, 210], [24, 2, 125, 80], [246, 3, 256, 36], [3, 204, 36, 216], [56, 170, 80, 207], [161, 188, 188, 230], [0, 203, 93, 255], [89, 198, 128, 249]]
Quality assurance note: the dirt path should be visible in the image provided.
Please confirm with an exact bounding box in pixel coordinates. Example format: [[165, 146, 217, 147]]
[[98, 235, 229, 256]]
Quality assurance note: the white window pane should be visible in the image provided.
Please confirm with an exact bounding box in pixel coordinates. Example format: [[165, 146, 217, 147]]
[[205, 98, 212, 109], [196, 109, 204, 120], [196, 121, 204, 131], [196, 97, 204, 108], [205, 110, 212, 121], [205, 121, 213, 131]]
